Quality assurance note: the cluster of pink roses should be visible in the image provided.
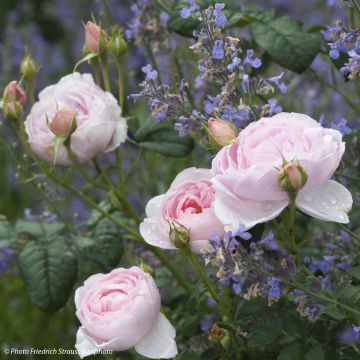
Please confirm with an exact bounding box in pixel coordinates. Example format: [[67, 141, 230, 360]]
[[141, 112, 353, 252], [5, 30, 352, 357]]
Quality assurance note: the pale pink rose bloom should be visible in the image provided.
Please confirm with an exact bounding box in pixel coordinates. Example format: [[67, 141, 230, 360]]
[[140, 167, 224, 253], [75, 267, 178, 359], [211, 112, 352, 231], [25, 73, 127, 165]]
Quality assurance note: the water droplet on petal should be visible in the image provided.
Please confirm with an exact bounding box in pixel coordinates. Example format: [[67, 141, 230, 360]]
[[330, 198, 338, 205]]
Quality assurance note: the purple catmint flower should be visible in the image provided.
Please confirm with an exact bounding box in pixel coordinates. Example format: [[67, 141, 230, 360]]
[[200, 314, 216, 332], [180, 0, 199, 19], [142, 64, 158, 81], [227, 56, 241, 72], [233, 223, 252, 241], [243, 49, 262, 69], [268, 277, 281, 301], [214, 3, 227, 28], [212, 40, 225, 59], [267, 72, 287, 93], [260, 231, 279, 250], [332, 118, 352, 135]]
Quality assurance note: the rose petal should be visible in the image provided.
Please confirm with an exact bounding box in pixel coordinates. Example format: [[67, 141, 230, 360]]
[[296, 180, 352, 223], [140, 219, 176, 250], [145, 195, 165, 218], [171, 167, 211, 188], [75, 327, 100, 359], [134, 313, 178, 359], [214, 192, 288, 231]]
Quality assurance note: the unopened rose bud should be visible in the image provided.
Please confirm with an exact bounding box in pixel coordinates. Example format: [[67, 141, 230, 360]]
[[278, 161, 308, 193], [3, 81, 27, 106], [50, 108, 77, 137], [208, 118, 237, 149], [20, 55, 40, 81], [169, 221, 190, 249], [3, 100, 23, 121], [108, 34, 128, 58], [84, 21, 107, 53]]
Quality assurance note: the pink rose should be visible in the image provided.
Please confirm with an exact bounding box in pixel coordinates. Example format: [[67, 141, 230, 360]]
[[211, 112, 352, 231], [75, 267, 178, 359], [25, 73, 127, 165], [140, 167, 224, 253]]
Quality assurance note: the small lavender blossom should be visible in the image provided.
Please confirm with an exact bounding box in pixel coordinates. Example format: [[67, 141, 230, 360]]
[[243, 49, 262, 69], [233, 223, 252, 241], [325, 21, 360, 79], [227, 57, 241, 72], [0, 246, 16, 273], [200, 314, 216, 332], [331, 118, 352, 135], [353, 325, 360, 341], [213, 3, 227, 28], [142, 64, 158, 81], [181, 0, 199, 19], [268, 277, 281, 301], [267, 72, 287, 93], [212, 40, 225, 59], [259, 231, 279, 250], [341, 50, 360, 79]]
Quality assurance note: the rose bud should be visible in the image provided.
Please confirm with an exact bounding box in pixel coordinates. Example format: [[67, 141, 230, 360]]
[[50, 108, 77, 137], [169, 221, 190, 249], [207, 117, 237, 148], [278, 161, 308, 193], [84, 21, 106, 53], [108, 32, 128, 58], [3, 81, 27, 106], [20, 55, 40, 82], [3, 100, 23, 121]]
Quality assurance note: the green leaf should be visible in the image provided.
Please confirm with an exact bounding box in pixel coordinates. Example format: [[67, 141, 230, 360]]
[[138, 127, 195, 157], [176, 351, 202, 360], [323, 304, 347, 321], [346, 266, 360, 280], [248, 327, 281, 347], [75, 220, 123, 268], [305, 343, 325, 360], [277, 341, 303, 360], [15, 220, 64, 239], [19, 241, 77, 312], [0, 220, 15, 247], [251, 16, 321, 73]]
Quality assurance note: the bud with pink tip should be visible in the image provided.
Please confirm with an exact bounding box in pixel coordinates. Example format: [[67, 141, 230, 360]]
[[207, 117, 237, 149], [278, 161, 308, 193], [20, 55, 40, 81], [85, 21, 104, 53], [3, 100, 23, 121], [50, 108, 77, 137], [3, 81, 27, 106]]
